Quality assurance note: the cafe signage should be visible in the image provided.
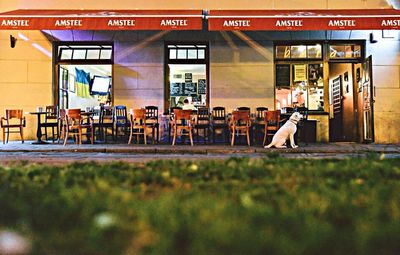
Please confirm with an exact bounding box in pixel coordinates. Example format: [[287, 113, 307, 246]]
[[0, 9, 203, 30], [208, 9, 400, 31]]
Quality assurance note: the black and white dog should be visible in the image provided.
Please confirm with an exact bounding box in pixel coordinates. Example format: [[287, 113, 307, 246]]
[[264, 112, 303, 148]]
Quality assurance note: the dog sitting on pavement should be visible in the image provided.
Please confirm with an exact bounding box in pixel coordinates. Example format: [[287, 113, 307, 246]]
[[264, 112, 303, 149]]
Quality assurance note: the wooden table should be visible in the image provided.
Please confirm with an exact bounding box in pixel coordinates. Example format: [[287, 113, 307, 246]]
[[29, 111, 48, 144]]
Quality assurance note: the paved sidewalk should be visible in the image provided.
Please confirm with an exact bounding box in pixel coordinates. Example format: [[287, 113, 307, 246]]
[[0, 141, 399, 155], [0, 141, 399, 163]]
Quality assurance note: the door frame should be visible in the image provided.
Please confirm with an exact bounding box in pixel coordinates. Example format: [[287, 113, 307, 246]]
[[164, 41, 210, 114], [361, 55, 375, 143]]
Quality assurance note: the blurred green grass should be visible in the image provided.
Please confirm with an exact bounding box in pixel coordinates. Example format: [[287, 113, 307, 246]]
[[0, 156, 399, 255]]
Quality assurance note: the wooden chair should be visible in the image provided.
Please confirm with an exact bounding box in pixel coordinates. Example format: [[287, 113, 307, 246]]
[[113, 105, 129, 141], [97, 105, 114, 143], [229, 110, 251, 146], [211, 106, 229, 143], [171, 109, 193, 146], [57, 108, 66, 143], [263, 110, 281, 146], [63, 109, 94, 146], [128, 108, 147, 145], [168, 107, 182, 142], [253, 107, 268, 144], [194, 107, 210, 144], [237, 106, 251, 112], [1, 109, 25, 144], [145, 106, 159, 144], [41, 105, 59, 142]]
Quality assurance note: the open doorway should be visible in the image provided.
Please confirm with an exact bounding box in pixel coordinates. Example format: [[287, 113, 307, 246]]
[[164, 42, 209, 112], [328, 63, 357, 142], [328, 58, 374, 143], [58, 64, 112, 110], [54, 42, 113, 110]]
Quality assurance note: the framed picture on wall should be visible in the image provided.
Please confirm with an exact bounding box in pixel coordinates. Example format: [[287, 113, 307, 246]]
[[68, 73, 75, 93]]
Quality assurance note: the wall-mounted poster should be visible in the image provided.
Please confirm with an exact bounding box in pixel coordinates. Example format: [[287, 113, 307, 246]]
[[185, 73, 192, 82], [294, 64, 307, 82], [198, 79, 206, 94]]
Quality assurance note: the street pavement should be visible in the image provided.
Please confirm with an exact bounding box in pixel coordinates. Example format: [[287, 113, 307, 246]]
[[0, 141, 399, 164]]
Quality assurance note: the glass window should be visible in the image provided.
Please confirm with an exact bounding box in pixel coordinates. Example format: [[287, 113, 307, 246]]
[[276, 46, 291, 59], [72, 49, 87, 59], [188, 49, 197, 59], [100, 49, 112, 60], [166, 43, 208, 110], [290, 45, 307, 58], [57, 44, 113, 61], [168, 64, 207, 109], [169, 49, 177, 59], [168, 45, 207, 60], [60, 49, 73, 60], [275, 44, 322, 60], [87, 49, 100, 59], [275, 63, 324, 111], [330, 44, 362, 59], [197, 49, 205, 59], [307, 44, 322, 58], [177, 49, 187, 59]]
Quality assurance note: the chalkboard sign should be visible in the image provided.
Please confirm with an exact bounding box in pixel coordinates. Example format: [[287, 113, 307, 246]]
[[170, 83, 184, 96], [276, 64, 291, 87], [198, 79, 206, 94], [184, 82, 197, 95], [185, 73, 192, 82], [191, 95, 201, 103]]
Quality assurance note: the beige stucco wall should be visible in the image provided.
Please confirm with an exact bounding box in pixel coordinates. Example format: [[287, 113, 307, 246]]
[[368, 34, 400, 143], [0, 30, 52, 142]]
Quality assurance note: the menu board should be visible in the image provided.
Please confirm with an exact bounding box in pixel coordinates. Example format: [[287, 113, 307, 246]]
[[185, 73, 192, 82], [276, 64, 290, 88], [170, 83, 185, 96], [198, 79, 206, 94], [184, 82, 197, 95]]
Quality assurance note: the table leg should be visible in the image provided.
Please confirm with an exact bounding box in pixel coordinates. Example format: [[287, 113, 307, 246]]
[[32, 114, 48, 144]]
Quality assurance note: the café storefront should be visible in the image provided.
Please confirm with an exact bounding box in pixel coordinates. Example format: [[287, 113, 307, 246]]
[[0, 8, 399, 143]]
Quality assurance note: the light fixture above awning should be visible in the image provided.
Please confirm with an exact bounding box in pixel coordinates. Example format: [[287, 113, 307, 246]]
[[0, 9, 203, 30], [208, 9, 400, 31]]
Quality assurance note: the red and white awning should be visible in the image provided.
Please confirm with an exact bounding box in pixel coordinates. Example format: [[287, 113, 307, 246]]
[[208, 9, 400, 30], [0, 9, 203, 30]]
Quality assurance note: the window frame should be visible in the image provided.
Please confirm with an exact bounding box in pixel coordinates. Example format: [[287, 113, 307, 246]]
[[274, 40, 365, 112], [53, 41, 114, 108], [164, 42, 210, 113], [328, 41, 365, 62], [274, 42, 323, 61]]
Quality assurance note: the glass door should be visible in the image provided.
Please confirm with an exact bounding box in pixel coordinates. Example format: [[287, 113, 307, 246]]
[[361, 55, 374, 142]]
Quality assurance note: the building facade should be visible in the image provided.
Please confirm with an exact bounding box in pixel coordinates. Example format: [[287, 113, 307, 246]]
[[0, 0, 399, 143]]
